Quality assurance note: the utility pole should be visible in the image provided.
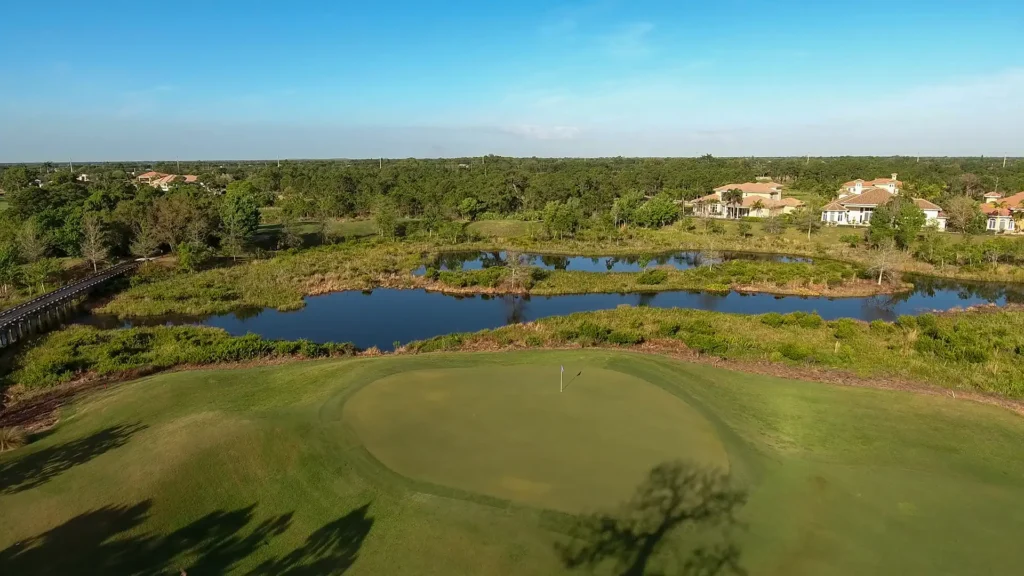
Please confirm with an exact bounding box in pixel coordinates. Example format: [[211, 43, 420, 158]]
[[69, 159, 73, 172], [379, 157, 382, 170], [1004, 156, 1008, 168], [277, 156, 281, 168]]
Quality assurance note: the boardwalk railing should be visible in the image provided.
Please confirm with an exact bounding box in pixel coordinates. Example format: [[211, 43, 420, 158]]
[[0, 260, 139, 347]]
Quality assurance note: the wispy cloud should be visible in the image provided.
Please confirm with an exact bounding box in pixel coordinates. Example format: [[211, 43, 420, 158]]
[[502, 124, 581, 140], [601, 22, 655, 59]]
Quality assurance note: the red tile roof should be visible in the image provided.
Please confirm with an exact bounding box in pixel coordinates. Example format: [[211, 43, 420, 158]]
[[713, 182, 783, 194]]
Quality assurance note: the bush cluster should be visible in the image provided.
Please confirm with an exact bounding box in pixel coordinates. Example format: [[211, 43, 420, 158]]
[[8, 326, 356, 390], [760, 311, 824, 329]]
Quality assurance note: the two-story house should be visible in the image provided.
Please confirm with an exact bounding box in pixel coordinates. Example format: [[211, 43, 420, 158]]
[[692, 181, 803, 219], [821, 174, 946, 230]]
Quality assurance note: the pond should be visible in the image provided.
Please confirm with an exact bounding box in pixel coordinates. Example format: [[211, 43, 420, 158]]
[[83, 275, 1022, 352], [414, 250, 813, 275]]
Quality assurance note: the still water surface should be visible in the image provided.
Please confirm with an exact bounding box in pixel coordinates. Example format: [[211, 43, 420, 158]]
[[86, 275, 1019, 351], [415, 250, 812, 274]]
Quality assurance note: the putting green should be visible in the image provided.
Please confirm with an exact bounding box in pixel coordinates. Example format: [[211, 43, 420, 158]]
[[343, 365, 728, 512]]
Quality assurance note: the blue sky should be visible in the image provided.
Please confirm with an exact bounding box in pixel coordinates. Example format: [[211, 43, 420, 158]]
[[1, 0, 1022, 160]]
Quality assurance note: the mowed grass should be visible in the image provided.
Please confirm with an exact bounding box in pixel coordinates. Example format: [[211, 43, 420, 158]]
[[1, 350, 1023, 575], [344, 365, 728, 513]]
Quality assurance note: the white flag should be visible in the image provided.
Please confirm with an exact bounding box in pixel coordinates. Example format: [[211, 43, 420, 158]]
[[560, 365, 564, 373]]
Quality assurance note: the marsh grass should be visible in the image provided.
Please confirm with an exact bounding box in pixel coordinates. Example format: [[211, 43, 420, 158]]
[[406, 307, 1024, 398], [5, 325, 356, 395]]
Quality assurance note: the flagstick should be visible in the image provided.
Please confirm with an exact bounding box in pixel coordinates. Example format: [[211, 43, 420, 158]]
[[560, 370, 563, 393]]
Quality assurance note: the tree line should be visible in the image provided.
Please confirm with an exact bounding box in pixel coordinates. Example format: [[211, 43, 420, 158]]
[[0, 155, 1019, 297]]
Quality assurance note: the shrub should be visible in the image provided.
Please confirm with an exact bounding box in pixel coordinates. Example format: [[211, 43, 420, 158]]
[[839, 234, 861, 248], [636, 269, 668, 285], [0, 427, 26, 453], [708, 221, 726, 235], [737, 221, 752, 237], [525, 335, 544, 347], [795, 312, 823, 329], [656, 322, 681, 337], [681, 333, 729, 355], [896, 315, 917, 329], [607, 330, 645, 345], [761, 312, 785, 328], [576, 321, 611, 343], [832, 318, 859, 340], [778, 342, 812, 361], [869, 319, 892, 333], [682, 320, 717, 335]]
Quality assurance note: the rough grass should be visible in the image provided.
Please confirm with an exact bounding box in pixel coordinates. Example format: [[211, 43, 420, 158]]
[[406, 307, 1024, 398], [1, 351, 1022, 575]]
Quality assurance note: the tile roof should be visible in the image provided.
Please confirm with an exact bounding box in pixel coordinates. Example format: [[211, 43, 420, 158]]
[[999, 191, 1024, 207], [838, 187, 895, 206], [183, 175, 199, 183], [713, 182, 783, 194], [138, 171, 166, 179], [913, 198, 942, 211]]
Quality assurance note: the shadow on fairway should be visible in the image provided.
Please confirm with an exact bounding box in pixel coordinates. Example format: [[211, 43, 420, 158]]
[[0, 501, 374, 575], [556, 461, 747, 576], [0, 422, 148, 494]]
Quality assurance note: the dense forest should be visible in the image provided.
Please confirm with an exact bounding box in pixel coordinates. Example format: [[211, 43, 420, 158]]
[[0, 156, 1020, 289]]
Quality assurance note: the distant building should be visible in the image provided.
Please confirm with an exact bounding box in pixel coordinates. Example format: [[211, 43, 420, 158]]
[[820, 173, 946, 230], [692, 181, 804, 219], [76, 173, 90, 182], [138, 172, 200, 191]]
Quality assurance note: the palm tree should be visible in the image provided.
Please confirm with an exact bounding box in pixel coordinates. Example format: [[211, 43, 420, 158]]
[[750, 198, 766, 218], [722, 189, 744, 219]]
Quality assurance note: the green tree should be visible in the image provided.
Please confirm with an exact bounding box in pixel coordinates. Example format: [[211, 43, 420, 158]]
[[611, 191, 645, 226], [458, 197, 481, 220], [220, 183, 261, 259], [176, 241, 214, 272], [0, 243, 19, 297], [21, 257, 62, 293], [373, 195, 399, 239], [632, 195, 679, 228], [16, 220, 48, 263]]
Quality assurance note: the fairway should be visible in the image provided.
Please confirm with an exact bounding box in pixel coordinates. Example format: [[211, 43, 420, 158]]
[[344, 366, 727, 512], [2, 350, 1024, 575]]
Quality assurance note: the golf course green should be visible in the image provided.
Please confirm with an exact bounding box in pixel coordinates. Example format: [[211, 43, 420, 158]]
[[2, 350, 1023, 575]]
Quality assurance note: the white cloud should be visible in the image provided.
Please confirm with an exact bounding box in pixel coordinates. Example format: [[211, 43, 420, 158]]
[[600, 22, 655, 59], [502, 124, 581, 140]]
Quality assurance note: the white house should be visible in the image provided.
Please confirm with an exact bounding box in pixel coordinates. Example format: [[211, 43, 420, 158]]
[[842, 174, 902, 196], [821, 174, 946, 230], [980, 191, 1022, 232], [692, 182, 803, 219]]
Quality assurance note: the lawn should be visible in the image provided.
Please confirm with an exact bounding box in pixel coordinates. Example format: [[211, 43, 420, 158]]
[[2, 350, 1022, 575]]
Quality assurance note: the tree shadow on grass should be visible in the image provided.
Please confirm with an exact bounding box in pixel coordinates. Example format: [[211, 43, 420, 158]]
[[556, 461, 748, 576], [0, 500, 374, 576], [0, 422, 147, 494]]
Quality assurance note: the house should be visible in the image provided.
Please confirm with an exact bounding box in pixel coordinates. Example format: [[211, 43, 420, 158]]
[[842, 173, 902, 196], [980, 191, 1023, 232], [138, 172, 200, 191], [76, 173, 90, 182], [137, 171, 167, 184], [692, 181, 804, 219], [820, 174, 946, 230]]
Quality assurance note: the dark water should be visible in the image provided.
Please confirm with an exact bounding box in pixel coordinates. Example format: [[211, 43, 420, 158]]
[[84, 275, 1022, 351], [415, 250, 812, 274]]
